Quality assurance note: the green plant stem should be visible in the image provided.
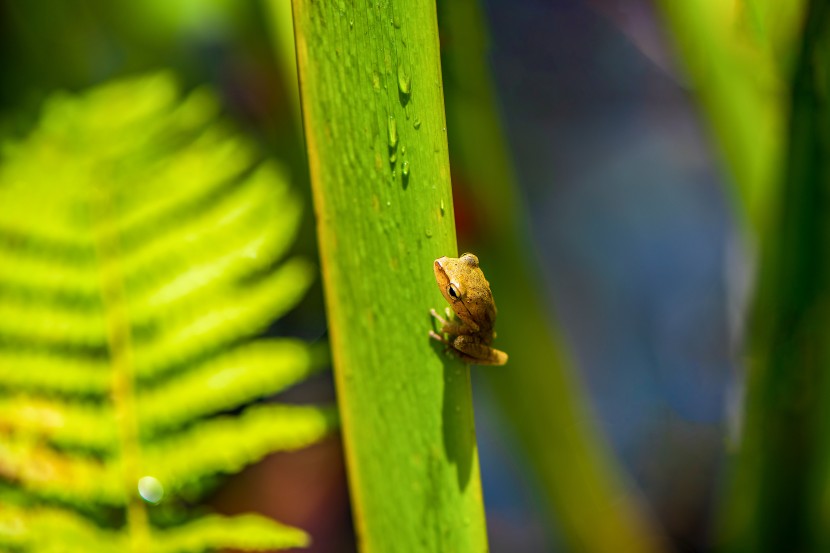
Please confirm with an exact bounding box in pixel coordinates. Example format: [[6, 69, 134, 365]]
[[437, 3, 668, 552], [94, 189, 149, 553], [720, 2, 830, 551], [655, 0, 804, 233], [291, 2, 488, 552]]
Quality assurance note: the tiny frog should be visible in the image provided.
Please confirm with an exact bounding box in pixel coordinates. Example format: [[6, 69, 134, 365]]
[[429, 253, 508, 365]]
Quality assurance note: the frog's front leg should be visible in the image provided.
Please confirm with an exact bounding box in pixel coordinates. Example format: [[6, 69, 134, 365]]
[[450, 335, 509, 366], [430, 308, 470, 335]]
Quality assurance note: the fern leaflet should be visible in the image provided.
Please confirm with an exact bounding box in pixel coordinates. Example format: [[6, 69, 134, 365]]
[[0, 73, 335, 552]]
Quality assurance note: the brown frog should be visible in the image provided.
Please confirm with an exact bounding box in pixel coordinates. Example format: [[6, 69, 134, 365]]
[[429, 253, 508, 365]]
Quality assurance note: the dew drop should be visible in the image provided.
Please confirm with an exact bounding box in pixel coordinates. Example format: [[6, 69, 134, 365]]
[[397, 65, 411, 97], [138, 476, 164, 504], [387, 115, 398, 149], [413, 116, 421, 130], [440, 199, 445, 213], [402, 160, 410, 177]]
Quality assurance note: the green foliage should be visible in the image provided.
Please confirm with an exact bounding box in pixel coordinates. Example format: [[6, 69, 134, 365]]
[[719, 2, 830, 551], [658, 1, 830, 551], [655, 0, 807, 232], [0, 73, 336, 552]]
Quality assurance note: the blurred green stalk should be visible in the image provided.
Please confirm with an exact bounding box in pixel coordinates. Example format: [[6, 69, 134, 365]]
[[718, 1, 830, 551], [290, 1, 488, 551], [263, 0, 301, 130], [438, 2, 668, 552], [655, 0, 805, 233]]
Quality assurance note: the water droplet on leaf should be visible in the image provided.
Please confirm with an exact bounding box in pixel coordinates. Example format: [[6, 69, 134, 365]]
[[397, 65, 411, 97], [387, 115, 398, 149], [138, 476, 164, 504]]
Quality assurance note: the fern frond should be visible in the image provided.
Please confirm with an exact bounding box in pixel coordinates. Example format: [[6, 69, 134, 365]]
[[134, 257, 315, 379], [129, 164, 302, 311], [0, 505, 125, 553], [0, 438, 122, 504], [0, 395, 115, 451], [0, 507, 308, 553], [0, 248, 100, 304], [153, 514, 309, 553], [0, 350, 109, 396], [138, 340, 330, 432], [121, 163, 299, 299], [145, 404, 339, 492], [0, 294, 107, 347], [0, 72, 332, 551]]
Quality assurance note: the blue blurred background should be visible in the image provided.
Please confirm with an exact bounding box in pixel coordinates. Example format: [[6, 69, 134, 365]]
[[474, 2, 739, 551]]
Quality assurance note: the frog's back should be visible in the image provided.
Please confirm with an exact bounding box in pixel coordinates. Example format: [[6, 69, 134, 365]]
[[469, 287, 498, 342]]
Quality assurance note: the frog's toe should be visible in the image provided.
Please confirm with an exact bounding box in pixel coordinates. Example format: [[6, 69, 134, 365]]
[[429, 329, 448, 343], [430, 308, 448, 325]]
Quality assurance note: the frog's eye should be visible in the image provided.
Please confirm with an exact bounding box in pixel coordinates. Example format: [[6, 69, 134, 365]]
[[447, 284, 461, 300]]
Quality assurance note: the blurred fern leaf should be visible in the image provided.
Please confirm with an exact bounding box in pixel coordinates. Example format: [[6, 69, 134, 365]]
[[0, 73, 335, 552]]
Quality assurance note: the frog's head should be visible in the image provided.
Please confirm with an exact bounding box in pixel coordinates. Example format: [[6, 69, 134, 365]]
[[433, 253, 488, 326]]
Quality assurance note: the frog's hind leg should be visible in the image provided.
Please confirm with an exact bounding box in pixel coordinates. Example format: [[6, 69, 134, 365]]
[[451, 335, 509, 366]]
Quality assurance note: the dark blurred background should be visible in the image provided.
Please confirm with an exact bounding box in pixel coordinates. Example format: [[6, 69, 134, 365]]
[[0, 1, 740, 552], [472, 2, 738, 552]]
